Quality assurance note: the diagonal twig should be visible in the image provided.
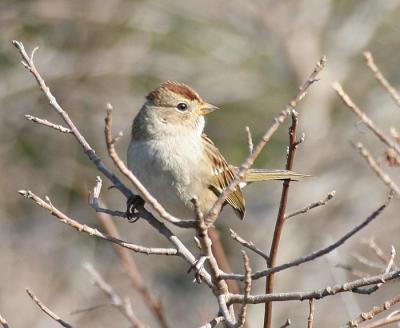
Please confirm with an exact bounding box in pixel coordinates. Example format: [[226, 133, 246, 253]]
[[230, 229, 269, 262], [25, 114, 72, 133], [84, 262, 144, 327], [26, 288, 73, 328], [364, 51, 400, 109], [220, 194, 392, 281], [285, 191, 336, 220], [18, 190, 178, 256], [205, 56, 326, 227], [355, 143, 400, 196], [333, 82, 400, 157]]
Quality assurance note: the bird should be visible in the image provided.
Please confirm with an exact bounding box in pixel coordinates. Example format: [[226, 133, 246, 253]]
[[127, 81, 305, 220]]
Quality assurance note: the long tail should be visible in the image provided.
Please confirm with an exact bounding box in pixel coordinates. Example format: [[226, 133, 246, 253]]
[[237, 168, 309, 183]]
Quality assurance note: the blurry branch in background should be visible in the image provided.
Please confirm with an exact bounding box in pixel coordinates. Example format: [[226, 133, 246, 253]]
[[94, 207, 169, 328], [26, 288, 73, 328], [363, 51, 400, 109], [84, 263, 143, 328], [0, 314, 9, 328], [347, 294, 400, 327], [333, 82, 400, 157], [363, 238, 399, 271], [285, 190, 336, 220], [355, 143, 400, 196]]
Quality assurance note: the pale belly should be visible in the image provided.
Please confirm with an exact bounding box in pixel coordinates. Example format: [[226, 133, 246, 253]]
[[127, 139, 215, 219]]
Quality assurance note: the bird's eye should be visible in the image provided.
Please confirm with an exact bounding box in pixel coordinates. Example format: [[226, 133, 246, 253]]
[[176, 103, 188, 111]]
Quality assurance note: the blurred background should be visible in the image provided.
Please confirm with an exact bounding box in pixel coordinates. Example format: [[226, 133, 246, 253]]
[[1, 0, 400, 327]]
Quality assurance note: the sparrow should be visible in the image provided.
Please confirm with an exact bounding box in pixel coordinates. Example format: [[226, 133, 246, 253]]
[[127, 81, 305, 220]]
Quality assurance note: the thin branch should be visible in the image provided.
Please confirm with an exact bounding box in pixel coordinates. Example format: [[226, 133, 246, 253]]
[[355, 143, 400, 195], [307, 299, 315, 328], [84, 262, 143, 328], [192, 198, 235, 326], [18, 190, 178, 256], [264, 109, 300, 328], [235, 251, 252, 328], [220, 195, 392, 281], [198, 316, 225, 328], [227, 269, 400, 304], [25, 114, 72, 133], [361, 314, 400, 328], [0, 314, 9, 328], [104, 104, 195, 229], [348, 293, 400, 327], [230, 229, 269, 262], [333, 82, 400, 157], [285, 191, 336, 220], [205, 56, 326, 227], [26, 288, 72, 328], [363, 238, 399, 271], [245, 126, 254, 154], [364, 51, 400, 109]]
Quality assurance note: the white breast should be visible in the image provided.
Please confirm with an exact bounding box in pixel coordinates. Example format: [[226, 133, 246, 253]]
[[127, 135, 207, 219]]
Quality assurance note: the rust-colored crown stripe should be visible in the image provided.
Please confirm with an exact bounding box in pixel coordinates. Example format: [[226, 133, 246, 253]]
[[146, 81, 201, 102]]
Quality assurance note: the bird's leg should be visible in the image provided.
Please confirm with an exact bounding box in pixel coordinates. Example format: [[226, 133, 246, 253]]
[[126, 195, 145, 223]]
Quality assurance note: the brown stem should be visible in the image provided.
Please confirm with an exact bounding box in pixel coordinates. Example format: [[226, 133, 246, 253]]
[[264, 110, 298, 328]]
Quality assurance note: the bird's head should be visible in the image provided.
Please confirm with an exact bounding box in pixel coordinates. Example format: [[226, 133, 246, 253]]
[[134, 81, 218, 139]]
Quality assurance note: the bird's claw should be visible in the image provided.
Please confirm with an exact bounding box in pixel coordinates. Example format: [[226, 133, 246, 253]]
[[126, 195, 144, 223], [187, 255, 208, 283]]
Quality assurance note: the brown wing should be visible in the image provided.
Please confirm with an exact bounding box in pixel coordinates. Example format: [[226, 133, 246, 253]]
[[202, 134, 245, 219]]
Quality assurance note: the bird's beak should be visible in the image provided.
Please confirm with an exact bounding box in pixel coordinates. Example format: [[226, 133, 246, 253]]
[[195, 103, 219, 116]]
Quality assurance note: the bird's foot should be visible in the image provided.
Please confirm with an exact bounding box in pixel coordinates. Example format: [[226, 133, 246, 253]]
[[126, 195, 145, 223], [187, 255, 209, 283]]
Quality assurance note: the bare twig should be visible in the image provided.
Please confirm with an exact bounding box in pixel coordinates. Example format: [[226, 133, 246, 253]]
[[363, 239, 399, 271], [18, 190, 178, 256], [264, 109, 300, 328], [0, 314, 9, 328], [105, 104, 195, 229], [230, 229, 269, 262], [220, 195, 392, 281], [25, 114, 72, 133], [333, 82, 400, 157], [205, 56, 326, 227], [199, 316, 225, 328], [361, 314, 400, 328], [364, 51, 400, 109], [307, 299, 315, 328], [192, 198, 235, 326], [235, 251, 252, 328], [285, 191, 336, 220], [355, 143, 400, 196], [245, 126, 254, 154], [26, 288, 72, 328], [227, 269, 400, 304], [348, 293, 400, 327], [84, 262, 143, 327]]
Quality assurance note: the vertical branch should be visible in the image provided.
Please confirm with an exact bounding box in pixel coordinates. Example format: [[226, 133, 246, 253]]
[[264, 110, 299, 328], [307, 299, 315, 328], [235, 251, 252, 328]]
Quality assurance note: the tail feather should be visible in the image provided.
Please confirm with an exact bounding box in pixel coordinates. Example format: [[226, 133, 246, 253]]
[[232, 168, 309, 183]]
